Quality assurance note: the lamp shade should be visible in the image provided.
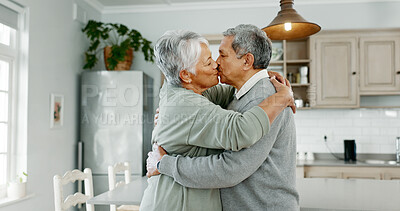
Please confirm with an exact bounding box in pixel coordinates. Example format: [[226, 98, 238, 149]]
[[262, 0, 321, 40]]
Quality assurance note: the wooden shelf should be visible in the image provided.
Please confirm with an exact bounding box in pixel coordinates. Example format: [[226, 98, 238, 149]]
[[287, 59, 311, 64], [292, 83, 311, 87], [270, 61, 284, 64]]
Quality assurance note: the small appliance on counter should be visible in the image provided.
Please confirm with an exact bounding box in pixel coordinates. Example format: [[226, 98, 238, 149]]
[[344, 140, 357, 162]]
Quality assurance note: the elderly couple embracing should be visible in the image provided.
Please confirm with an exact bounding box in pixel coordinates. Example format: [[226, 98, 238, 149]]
[[140, 24, 299, 211]]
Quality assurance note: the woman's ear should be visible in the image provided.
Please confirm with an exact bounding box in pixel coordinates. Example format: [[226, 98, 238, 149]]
[[243, 53, 255, 70], [179, 69, 193, 84]]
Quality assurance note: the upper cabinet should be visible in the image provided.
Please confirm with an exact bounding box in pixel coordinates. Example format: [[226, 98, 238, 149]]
[[311, 36, 359, 107], [310, 29, 400, 108], [359, 36, 400, 95]]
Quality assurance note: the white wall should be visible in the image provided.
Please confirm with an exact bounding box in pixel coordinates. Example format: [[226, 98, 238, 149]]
[[102, 1, 400, 155], [1, 0, 100, 210]]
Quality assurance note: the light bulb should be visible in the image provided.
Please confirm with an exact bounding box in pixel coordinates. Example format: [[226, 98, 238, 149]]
[[284, 22, 292, 31]]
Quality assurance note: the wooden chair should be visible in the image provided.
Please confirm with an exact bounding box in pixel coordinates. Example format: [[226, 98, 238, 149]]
[[53, 168, 94, 211], [108, 162, 140, 211]]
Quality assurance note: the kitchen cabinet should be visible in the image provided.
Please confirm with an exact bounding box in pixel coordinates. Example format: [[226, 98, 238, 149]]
[[296, 166, 305, 178], [309, 29, 400, 108], [268, 39, 312, 108], [301, 166, 400, 180], [310, 36, 359, 107], [359, 36, 400, 95]]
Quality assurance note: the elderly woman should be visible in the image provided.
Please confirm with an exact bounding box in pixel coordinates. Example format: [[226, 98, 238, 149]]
[[140, 30, 293, 211]]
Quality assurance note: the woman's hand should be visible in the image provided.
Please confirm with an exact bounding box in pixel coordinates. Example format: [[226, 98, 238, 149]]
[[268, 71, 285, 84], [154, 108, 159, 126], [270, 76, 296, 114], [146, 143, 167, 178]]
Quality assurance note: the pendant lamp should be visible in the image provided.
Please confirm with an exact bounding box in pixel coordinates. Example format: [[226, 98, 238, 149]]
[[262, 0, 321, 40]]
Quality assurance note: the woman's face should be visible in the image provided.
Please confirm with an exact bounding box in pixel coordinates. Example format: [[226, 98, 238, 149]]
[[190, 43, 219, 90]]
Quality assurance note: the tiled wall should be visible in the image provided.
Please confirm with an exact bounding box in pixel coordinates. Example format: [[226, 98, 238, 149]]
[[294, 108, 400, 154]]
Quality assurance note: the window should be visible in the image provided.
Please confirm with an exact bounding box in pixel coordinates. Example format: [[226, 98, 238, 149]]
[[0, 2, 28, 200]]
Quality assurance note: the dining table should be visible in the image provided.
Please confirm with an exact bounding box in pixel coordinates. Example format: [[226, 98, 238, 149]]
[[87, 176, 148, 206]]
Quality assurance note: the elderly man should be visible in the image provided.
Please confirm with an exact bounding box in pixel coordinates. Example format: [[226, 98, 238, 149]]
[[147, 24, 299, 210]]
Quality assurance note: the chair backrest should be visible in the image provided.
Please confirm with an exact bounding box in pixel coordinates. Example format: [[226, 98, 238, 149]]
[[108, 162, 131, 191], [53, 168, 94, 211], [108, 162, 131, 211]]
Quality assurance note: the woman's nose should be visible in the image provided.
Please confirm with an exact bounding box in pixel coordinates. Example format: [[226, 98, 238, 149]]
[[212, 60, 218, 69]]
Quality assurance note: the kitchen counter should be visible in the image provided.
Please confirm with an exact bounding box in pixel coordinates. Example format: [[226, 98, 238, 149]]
[[297, 178, 400, 210], [297, 159, 400, 167]]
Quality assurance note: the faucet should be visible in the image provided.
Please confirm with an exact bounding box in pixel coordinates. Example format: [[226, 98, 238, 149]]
[[396, 137, 400, 163]]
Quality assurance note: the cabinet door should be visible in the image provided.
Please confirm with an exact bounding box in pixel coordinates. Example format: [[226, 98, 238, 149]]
[[304, 166, 343, 179], [314, 37, 359, 107], [359, 36, 400, 94]]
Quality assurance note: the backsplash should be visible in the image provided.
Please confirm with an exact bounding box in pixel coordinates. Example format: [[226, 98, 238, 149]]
[[294, 108, 400, 154]]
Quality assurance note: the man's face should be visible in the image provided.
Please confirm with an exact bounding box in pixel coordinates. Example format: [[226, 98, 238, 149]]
[[216, 36, 244, 86]]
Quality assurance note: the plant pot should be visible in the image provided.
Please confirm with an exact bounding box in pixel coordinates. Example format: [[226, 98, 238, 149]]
[[7, 182, 26, 199], [103, 46, 133, 71]]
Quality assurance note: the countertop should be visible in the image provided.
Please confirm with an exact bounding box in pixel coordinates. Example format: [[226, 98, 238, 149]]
[[296, 159, 400, 167]]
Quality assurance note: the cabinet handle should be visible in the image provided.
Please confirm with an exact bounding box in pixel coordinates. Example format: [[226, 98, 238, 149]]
[[397, 71, 400, 75], [352, 72, 356, 75]]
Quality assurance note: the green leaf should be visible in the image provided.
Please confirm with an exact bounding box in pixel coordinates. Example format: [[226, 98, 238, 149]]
[[82, 19, 155, 69], [83, 53, 98, 69], [88, 40, 100, 52]]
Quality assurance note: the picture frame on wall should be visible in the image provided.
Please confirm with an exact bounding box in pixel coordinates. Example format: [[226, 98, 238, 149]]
[[50, 94, 64, 128]]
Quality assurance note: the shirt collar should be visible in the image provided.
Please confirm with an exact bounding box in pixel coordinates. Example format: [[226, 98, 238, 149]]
[[235, 69, 269, 100]]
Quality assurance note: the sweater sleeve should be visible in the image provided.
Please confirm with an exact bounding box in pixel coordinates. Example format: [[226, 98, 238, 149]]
[[158, 108, 290, 188], [187, 105, 270, 151], [202, 84, 236, 108]]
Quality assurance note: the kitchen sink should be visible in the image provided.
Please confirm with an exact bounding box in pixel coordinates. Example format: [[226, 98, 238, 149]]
[[362, 159, 399, 165]]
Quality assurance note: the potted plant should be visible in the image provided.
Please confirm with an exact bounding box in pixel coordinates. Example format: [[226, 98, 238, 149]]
[[7, 172, 28, 199], [82, 20, 155, 70]]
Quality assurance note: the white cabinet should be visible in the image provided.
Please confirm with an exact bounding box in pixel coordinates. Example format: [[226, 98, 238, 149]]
[[359, 36, 400, 95], [311, 36, 359, 107], [310, 29, 400, 108]]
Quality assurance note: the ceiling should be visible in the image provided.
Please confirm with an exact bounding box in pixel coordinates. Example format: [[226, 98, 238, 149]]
[[97, 0, 259, 7], [95, 0, 400, 7], [88, 0, 400, 13]]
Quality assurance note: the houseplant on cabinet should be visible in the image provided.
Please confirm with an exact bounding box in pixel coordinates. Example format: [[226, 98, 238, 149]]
[[82, 20, 154, 70]]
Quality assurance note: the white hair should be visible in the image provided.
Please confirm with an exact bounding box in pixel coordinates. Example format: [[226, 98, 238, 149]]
[[154, 30, 209, 86]]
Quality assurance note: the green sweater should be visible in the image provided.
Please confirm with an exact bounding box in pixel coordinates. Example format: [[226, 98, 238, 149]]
[[139, 83, 270, 211]]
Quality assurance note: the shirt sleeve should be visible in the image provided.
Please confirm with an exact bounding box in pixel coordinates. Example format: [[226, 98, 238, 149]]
[[158, 108, 290, 188], [202, 84, 236, 109]]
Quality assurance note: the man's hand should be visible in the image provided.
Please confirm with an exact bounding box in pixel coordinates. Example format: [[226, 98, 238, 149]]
[[146, 143, 167, 178]]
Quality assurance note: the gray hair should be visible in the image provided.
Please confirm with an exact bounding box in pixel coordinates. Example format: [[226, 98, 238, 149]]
[[154, 30, 209, 86], [223, 24, 272, 69]]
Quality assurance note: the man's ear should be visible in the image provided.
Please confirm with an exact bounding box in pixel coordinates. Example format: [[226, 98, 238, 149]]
[[179, 69, 193, 84], [243, 53, 255, 70]]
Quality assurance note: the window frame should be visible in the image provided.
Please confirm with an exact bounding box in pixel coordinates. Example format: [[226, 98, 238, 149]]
[[0, 25, 18, 200], [0, 0, 28, 200]]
